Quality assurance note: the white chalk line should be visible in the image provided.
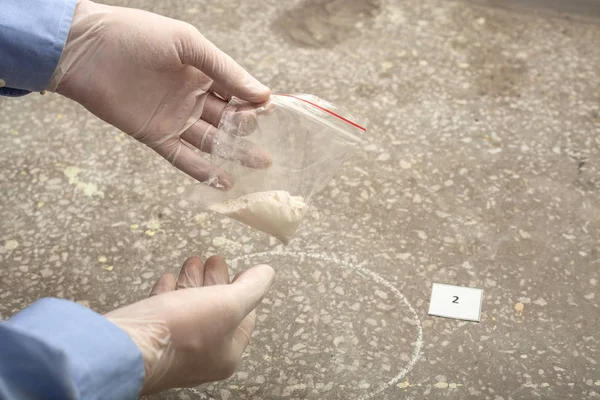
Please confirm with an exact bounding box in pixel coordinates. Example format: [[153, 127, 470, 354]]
[[231, 249, 424, 400]]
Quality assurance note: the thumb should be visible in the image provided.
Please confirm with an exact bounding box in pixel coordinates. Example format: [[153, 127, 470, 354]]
[[181, 28, 270, 103], [229, 264, 275, 320]]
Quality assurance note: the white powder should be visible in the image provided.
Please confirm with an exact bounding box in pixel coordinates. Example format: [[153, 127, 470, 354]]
[[208, 190, 307, 244]]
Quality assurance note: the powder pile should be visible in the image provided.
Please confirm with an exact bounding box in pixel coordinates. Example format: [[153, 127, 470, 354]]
[[208, 190, 307, 244]]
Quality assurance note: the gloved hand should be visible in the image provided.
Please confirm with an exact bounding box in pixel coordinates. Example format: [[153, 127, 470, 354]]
[[49, 0, 272, 189], [105, 256, 275, 395]]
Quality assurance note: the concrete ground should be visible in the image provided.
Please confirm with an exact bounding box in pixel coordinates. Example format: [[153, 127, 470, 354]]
[[1, 0, 599, 399]]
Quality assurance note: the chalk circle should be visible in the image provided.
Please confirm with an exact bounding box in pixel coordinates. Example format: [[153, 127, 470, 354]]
[[194, 250, 423, 400]]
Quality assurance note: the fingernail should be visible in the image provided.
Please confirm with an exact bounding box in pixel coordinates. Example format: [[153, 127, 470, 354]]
[[246, 77, 270, 103], [242, 147, 272, 169], [218, 176, 232, 190]]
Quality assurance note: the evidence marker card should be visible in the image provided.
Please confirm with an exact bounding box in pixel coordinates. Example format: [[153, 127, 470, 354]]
[[428, 283, 483, 322]]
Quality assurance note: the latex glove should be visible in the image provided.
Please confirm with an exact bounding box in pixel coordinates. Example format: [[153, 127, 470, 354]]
[[49, 0, 271, 189], [105, 256, 275, 395]]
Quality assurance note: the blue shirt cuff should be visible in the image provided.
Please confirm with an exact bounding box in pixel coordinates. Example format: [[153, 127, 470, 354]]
[[7, 298, 144, 400], [0, 0, 78, 94]]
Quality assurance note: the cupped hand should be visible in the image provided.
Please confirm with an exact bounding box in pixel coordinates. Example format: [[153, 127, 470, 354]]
[[105, 255, 275, 395]]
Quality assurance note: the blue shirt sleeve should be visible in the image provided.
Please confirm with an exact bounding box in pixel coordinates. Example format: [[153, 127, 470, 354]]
[[0, 0, 78, 97], [0, 298, 144, 400]]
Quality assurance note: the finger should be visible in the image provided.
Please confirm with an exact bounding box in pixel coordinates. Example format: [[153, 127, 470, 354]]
[[219, 105, 260, 138], [219, 100, 277, 138], [203, 255, 230, 286], [176, 256, 205, 289], [210, 81, 232, 102], [179, 119, 213, 152], [228, 264, 275, 320], [182, 30, 270, 103], [231, 308, 257, 356], [149, 273, 176, 296], [180, 120, 272, 169], [157, 139, 234, 189], [202, 92, 228, 127]]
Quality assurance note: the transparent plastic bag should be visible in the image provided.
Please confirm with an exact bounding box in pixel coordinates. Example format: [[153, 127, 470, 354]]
[[186, 94, 366, 244]]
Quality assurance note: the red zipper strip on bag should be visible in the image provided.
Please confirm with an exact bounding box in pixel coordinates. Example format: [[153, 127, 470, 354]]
[[275, 94, 367, 132]]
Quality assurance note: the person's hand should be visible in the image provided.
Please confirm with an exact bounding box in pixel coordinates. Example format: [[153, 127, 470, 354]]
[[105, 256, 275, 395], [49, 0, 271, 188]]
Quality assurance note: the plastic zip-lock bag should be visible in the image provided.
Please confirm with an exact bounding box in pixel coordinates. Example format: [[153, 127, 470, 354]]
[[186, 94, 366, 244]]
